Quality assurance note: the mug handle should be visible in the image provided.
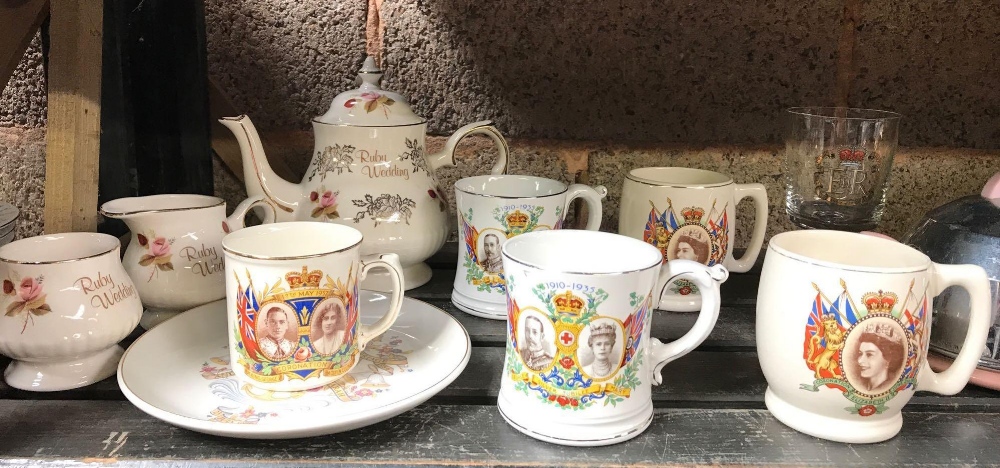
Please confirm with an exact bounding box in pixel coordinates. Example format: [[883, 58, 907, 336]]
[[563, 184, 608, 230], [729, 183, 768, 273], [649, 260, 729, 384], [356, 253, 405, 350], [426, 121, 510, 175], [916, 263, 992, 394], [223, 196, 276, 233]]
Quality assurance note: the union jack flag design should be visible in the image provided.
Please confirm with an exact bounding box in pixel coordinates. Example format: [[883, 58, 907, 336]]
[[620, 296, 650, 366], [236, 283, 260, 361], [462, 214, 479, 266]]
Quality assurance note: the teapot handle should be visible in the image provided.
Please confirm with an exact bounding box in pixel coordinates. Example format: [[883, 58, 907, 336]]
[[426, 121, 509, 175]]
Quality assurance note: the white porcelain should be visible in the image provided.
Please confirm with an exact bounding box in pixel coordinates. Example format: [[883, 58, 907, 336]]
[[757, 230, 992, 444], [219, 58, 510, 292], [619, 167, 768, 311], [118, 292, 471, 439], [497, 230, 728, 446], [451, 175, 607, 319], [223, 222, 405, 392], [101, 194, 276, 330], [0, 232, 142, 391]]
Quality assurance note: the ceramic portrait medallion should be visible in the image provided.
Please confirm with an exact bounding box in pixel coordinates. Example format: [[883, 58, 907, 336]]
[[503, 275, 649, 410], [799, 279, 929, 416], [643, 199, 728, 296], [231, 265, 360, 386], [460, 205, 560, 294]]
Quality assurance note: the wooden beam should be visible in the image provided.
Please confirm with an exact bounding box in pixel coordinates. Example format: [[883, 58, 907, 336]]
[[43, 0, 102, 233], [0, 0, 49, 91]]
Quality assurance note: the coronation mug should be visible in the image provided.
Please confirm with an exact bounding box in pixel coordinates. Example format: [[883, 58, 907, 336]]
[[452, 175, 606, 319], [497, 230, 728, 446], [223, 222, 404, 391], [619, 167, 767, 311], [757, 230, 991, 443]]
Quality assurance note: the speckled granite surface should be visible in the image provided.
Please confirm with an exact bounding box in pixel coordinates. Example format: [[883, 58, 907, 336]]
[[0, 128, 46, 239], [379, 0, 842, 144], [203, 0, 367, 130], [0, 34, 45, 128], [851, 2, 1000, 148], [205, 132, 1000, 246]]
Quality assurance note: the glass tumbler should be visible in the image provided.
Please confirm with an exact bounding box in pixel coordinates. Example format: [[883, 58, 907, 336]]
[[783, 107, 901, 231]]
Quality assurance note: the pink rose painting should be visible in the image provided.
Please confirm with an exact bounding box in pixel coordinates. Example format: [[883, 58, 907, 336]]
[[137, 231, 174, 281], [3, 274, 51, 333], [343, 92, 395, 118], [309, 187, 341, 220]]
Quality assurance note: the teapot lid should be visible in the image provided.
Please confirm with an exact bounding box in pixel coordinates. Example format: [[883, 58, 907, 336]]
[[316, 57, 425, 127]]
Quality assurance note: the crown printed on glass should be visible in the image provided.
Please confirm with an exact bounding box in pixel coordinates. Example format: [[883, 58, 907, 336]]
[[680, 207, 705, 224], [864, 321, 898, 341], [286, 266, 323, 289], [861, 290, 897, 314], [589, 322, 616, 341], [554, 291, 585, 315], [506, 210, 529, 230]]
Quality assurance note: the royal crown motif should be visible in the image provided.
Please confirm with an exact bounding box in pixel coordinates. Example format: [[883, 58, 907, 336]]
[[554, 291, 585, 315], [286, 266, 323, 289], [864, 321, 899, 341], [588, 322, 616, 340], [861, 290, 897, 314], [680, 206, 705, 224], [506, 210, 530, 230]]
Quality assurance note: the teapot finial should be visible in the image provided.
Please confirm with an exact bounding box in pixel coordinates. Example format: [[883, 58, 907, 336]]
[[358, 56, 383, 88]]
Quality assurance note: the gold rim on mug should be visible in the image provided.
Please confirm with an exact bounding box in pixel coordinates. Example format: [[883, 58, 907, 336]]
[[0, 232, 120, 265], [455, 175, 569, 199], [222, 222, 364, 261], [625, 167, 733, 188]]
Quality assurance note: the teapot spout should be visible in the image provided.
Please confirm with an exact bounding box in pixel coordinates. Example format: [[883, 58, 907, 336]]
[[218, 115, 299, 220]]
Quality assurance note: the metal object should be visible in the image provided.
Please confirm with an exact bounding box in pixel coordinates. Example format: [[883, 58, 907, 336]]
[[902, 173, 1000, 370]]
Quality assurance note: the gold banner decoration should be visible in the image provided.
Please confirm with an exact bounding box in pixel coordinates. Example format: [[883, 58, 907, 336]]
[[472, 275, 505, 287], [243, 352, 358, 383], [510, 370, 631, 398]]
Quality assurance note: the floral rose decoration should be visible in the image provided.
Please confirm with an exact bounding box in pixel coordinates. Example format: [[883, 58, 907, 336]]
[[559, 356, 574, 369], [3, 274, 51, 333], [310, 188, 341, 220], [138, 230, 174, 280], [343, 92, 395, 118]]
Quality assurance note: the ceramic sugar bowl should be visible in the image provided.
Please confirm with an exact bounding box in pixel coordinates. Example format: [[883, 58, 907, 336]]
[[0, 233, 142, 391]]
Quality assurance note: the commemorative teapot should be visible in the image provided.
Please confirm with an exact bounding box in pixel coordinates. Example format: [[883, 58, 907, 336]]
[[220, 57, 509, 290]]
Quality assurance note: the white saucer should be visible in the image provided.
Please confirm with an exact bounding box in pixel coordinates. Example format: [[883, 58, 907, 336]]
[[118, 291, 471, 439]]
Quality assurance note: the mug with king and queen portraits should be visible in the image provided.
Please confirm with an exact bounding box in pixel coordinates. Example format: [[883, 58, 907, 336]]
[[757, 230, 991, 443], [498, 230, 728, 446], [452, 175, 606, 319], [223, 222, 404, 391], [619, 167, 768, 311]]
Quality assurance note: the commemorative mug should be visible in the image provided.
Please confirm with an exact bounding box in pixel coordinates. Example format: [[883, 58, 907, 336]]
[[452, 174, 606, 319], [223, 222, 404, 391], [497, 229, 728, 446], [757, 230, 991, 443], [619, 167, 767, 311], [0, 233, 142, 391]]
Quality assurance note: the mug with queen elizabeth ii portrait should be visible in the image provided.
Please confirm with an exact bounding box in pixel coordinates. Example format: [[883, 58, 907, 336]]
[[619, 167, 768, 311], [757, 230, 991, 443]]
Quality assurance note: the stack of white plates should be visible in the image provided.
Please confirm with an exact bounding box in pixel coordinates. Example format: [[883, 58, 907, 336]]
[[0, 202, 19, 247]]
